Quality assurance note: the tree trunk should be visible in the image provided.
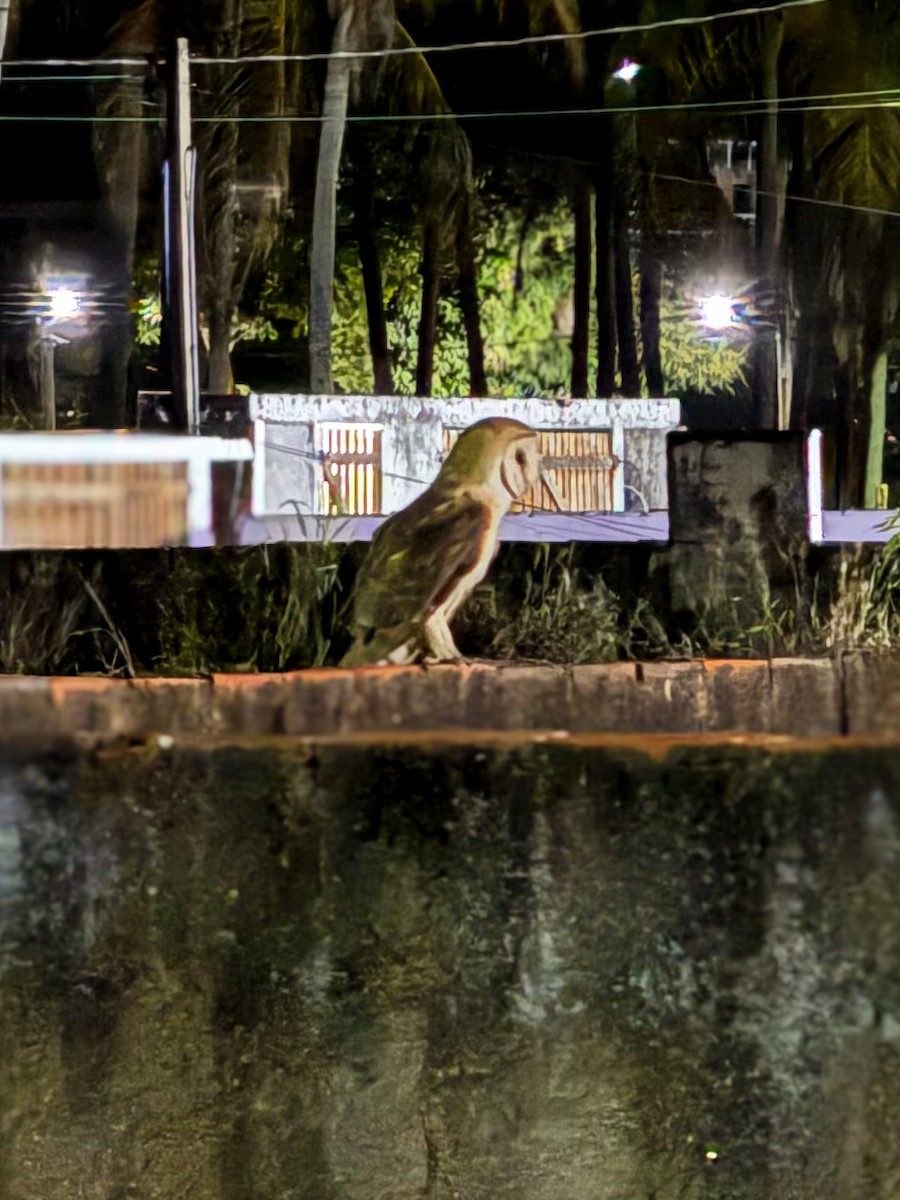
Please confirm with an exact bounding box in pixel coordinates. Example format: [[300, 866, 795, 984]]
[[0, 0, 11, 82], [205, 121, 240, 395], [614, 225, 639, 397], [570, 181, 591, 399], [456, 216, 486, 397], [416, 223, 440, 398], [92, 78, 145, 425], [612, 114, 639, 397], [352, 138, 393, 395], [595, 170, 615, 397], [751, 10, 784, 429], [865, 349, 888, 509], [203, 0, 243, 396], [309, 6, 353, 394], [639, 253, 664, 398], [835, 353, 864, 508]]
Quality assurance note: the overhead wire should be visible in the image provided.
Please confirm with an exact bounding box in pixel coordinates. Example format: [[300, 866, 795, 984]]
[[2, 89, 900, 124], [192, 0, 826, 64], [0, 72, 142, 82], [0, 0, 826, 69], [652, 172, 900, 221], [0, 0, 893, 221]]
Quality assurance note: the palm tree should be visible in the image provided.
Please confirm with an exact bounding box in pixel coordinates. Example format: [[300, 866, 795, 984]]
[[786, 0, 900, 506], [415, 121, 471, 396], [195, 0, 243, 395], [349, 131, 394, 394], [0, 0, 13, 77], [308, 0, 395, 394], [351, 26, 476, 397], [570, 170, 591, 398], [456, 192, 488, 396], [636, 0, 900, 505]]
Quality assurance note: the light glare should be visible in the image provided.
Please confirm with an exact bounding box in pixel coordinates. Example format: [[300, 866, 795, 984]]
[[613, 59, 640, 83], [699, 293, 735, 330], [48, 288, 81, 320]]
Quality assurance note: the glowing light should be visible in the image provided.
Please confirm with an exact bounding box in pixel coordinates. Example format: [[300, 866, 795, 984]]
[[47, 288, 81, 320], [705, 1145, 721, 1162], [613, 59, 640, 83], [698, 293, 735, 330]]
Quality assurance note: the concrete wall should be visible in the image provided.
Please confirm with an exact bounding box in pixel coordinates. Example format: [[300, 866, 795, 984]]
[[2, 729, 900, 1199], [250, 395, 682, 516], [1, 654, 900, 739]]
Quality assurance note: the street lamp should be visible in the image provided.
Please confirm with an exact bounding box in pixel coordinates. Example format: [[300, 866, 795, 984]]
[[35, 281, 85, 430], [698, 290, 790, 428], [47, 288, 81, 322], [612, 59, 641, 83], [698, 293, 737, 330]]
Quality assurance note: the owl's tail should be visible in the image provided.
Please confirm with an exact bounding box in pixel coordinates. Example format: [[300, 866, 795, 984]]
[[339, 627, 419, 668]]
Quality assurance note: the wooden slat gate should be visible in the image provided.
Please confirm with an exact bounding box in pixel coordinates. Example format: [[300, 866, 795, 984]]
[[1, 462, 190, 548], [442, 427, 617, 512], [317, 424, 382, 515]]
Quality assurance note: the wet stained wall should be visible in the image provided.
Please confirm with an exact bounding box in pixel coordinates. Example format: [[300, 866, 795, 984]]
[[1, 736, 900, 1199]]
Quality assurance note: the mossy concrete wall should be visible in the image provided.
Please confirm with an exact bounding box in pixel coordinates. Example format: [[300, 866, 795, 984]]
[[2, 732, 900, 1199], [3, 653, 900, 737]]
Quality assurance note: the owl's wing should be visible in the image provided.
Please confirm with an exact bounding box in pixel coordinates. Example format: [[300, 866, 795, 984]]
[[341, 489, 493, 665]]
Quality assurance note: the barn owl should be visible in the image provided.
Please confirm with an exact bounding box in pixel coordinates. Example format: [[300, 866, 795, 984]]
[[340, 417, 542, 666]]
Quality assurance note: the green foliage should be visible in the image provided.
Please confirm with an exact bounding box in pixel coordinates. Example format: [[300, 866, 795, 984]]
[[133, 257, 163, 347], [821, 537, 900, 651], [133, 287, 279, 353], [8, 537, 900, 675], [328, 203, 577, 397], [0, 547, 347, 677], [0, 557, 102, 674], [457, 544, 622, 662], [143, 545, 345, 673], [455, 543, 671, 664], [242, 197, 749, 401], [656, 283, 750, 397], [134, 292, 163, 347]]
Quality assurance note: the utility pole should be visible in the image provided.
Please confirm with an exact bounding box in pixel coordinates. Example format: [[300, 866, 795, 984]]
[[753, 10, 784, 430], [36, 333, 67, 430], [162, 37, 201, 433]]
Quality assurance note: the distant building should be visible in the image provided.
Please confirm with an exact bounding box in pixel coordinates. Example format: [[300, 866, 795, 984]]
[[708, 138, 758, 222]]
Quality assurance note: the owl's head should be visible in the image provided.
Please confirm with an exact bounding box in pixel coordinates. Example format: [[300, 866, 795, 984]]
[[442, 417, 542, 504]]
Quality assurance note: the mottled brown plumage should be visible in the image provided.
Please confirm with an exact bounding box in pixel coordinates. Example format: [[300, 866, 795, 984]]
[[340, 417, 541, 666]]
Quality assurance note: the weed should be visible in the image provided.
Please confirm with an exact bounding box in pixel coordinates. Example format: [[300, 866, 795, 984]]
[[458, 544, 635, 663], [819, 540, 900, 651]]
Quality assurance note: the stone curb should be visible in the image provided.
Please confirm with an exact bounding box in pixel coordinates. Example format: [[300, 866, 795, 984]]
[[0, 657, 861, 738]]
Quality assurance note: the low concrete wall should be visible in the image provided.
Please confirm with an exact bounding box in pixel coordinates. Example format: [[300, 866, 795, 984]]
[[2, 733, 900, 1199], [0, 654, 891, 738]]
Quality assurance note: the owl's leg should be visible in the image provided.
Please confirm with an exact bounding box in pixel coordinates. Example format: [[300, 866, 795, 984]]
[[422, 609, 464, 663]]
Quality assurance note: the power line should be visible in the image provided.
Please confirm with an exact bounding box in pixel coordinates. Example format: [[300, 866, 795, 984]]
[[0, 0, 826, 69], [191, 0, 826, 65], [653, 171, 900, 220], [0, 57, 148, 67], [0, 72, 142, 82], [3, 88, 900, 126]]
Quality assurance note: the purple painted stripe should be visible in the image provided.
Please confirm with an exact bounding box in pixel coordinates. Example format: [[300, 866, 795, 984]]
[[236, 511, 671, 545], [820, 510, 900, 543]]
